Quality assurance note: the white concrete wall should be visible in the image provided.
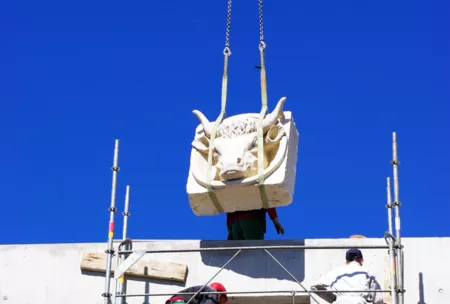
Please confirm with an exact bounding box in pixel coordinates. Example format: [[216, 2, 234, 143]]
[[0, 237, 448, 304]]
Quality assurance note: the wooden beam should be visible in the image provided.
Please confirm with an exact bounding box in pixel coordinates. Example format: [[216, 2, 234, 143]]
[[80, 252, 188, 282]]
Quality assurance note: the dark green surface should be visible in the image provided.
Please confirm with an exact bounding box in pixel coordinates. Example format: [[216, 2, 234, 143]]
[[231, 216, 265, 240]]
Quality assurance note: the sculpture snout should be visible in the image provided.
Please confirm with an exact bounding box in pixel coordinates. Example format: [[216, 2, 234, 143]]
[[218, 154, 255, 180], [220, 156, 244, 177]]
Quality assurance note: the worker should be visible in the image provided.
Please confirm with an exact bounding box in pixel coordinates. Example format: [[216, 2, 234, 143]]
[[227, 208, 284, 240], [165, 282, 228, 304], [311, 248, 384, 304]]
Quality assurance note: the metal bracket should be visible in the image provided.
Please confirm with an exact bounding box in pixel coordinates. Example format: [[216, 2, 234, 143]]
[[394, 244, 404, 249], [386, 201, 401, 208], [185, 250, 242, 304], [291, 290, 296, 304], [114, 250, 146, 279], [264, 249, 320, 304]]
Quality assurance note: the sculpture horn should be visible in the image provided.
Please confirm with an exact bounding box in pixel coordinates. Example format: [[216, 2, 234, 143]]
[[192, 110, 213, 137], [262, 97, 287, 132]]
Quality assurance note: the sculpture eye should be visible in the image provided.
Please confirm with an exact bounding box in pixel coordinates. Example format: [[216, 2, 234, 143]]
[[252, 137, 258, 148], [214, 144, 222, 155]]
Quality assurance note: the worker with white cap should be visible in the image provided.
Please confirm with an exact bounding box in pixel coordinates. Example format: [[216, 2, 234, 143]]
[[311, 248, 384, 304]]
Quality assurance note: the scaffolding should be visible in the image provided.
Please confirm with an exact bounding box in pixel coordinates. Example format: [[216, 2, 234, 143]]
[[100, 132, 406, 304]]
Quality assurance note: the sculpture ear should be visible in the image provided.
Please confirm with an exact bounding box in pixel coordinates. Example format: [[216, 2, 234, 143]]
[[265, 124, 285, 145], [192, 136, 211, 155]]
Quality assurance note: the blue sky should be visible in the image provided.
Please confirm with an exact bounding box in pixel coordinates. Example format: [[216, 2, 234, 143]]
[[0, 1, 449, 244]]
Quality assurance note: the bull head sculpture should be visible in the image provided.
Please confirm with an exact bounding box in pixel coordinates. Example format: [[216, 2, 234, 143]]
[[191, 97, 287, 182]]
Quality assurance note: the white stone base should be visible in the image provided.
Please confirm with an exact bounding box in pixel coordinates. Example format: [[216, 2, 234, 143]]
[[186, 111, 299, 216]]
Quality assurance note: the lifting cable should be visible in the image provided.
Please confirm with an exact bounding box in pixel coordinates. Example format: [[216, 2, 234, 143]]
[[205, 0, 233, 214], [206, 0, 271, 212], [256, 0, 270, 210]]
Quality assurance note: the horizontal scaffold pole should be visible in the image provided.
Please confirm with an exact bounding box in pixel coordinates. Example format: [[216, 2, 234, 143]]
[[118, 244, 389, 255], [116, 289, 391, 298]]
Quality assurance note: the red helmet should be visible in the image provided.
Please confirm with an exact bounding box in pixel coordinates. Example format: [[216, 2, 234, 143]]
[[210, 282, 228, 301]]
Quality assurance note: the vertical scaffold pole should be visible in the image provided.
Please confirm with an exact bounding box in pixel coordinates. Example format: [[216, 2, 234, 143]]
[[391, 132, 404, 303], [116, 185, 131, 304], [122, 185, 131, 240], [103, 139, 120, 303], [386, 177, 397, 304]]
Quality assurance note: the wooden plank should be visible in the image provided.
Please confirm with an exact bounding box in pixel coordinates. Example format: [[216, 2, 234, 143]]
[[80, 252, 188, 282]]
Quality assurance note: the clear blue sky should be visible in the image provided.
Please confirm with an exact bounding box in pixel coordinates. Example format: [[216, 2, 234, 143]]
[[0, 1, 449, 244]]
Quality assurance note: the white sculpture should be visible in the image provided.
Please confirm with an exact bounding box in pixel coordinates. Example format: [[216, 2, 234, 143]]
[[186, 97, 299, 216]]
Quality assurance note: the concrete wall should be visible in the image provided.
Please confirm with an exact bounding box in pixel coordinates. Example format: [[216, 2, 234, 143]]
[[0, 237, 448, 304]]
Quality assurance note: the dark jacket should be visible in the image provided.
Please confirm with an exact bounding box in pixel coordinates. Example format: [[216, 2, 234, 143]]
[[166, 285, 219, 304], [227, 208, 278, 233]]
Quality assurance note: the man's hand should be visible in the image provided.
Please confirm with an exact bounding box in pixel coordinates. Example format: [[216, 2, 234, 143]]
[[273, 217, 284, 235], [227, 229, 233, 240]]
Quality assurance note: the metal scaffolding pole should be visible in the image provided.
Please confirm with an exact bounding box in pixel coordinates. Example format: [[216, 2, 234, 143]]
[[386, 177, 397, 304], [264, 249, 320, 304], [117, 244, 388, 255], [115, 289, 391, 298], [114, 185, 131, 304], [99, 134, 407, 303], [391, 132, 405, 303], [102, 139, 120, 303], [185, 250, 242, 304], [122, 185, 131, 240]]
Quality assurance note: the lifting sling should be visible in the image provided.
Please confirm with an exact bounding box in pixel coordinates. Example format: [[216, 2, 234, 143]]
[[206, 0, 272, 213]]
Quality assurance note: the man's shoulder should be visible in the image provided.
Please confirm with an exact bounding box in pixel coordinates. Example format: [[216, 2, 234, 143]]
[[182, 285, 215, 293], [356, 263, 376, 274], [349, 264, 379, 280], [330, 262, 368, 275], [330, 263, 352, 273]]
